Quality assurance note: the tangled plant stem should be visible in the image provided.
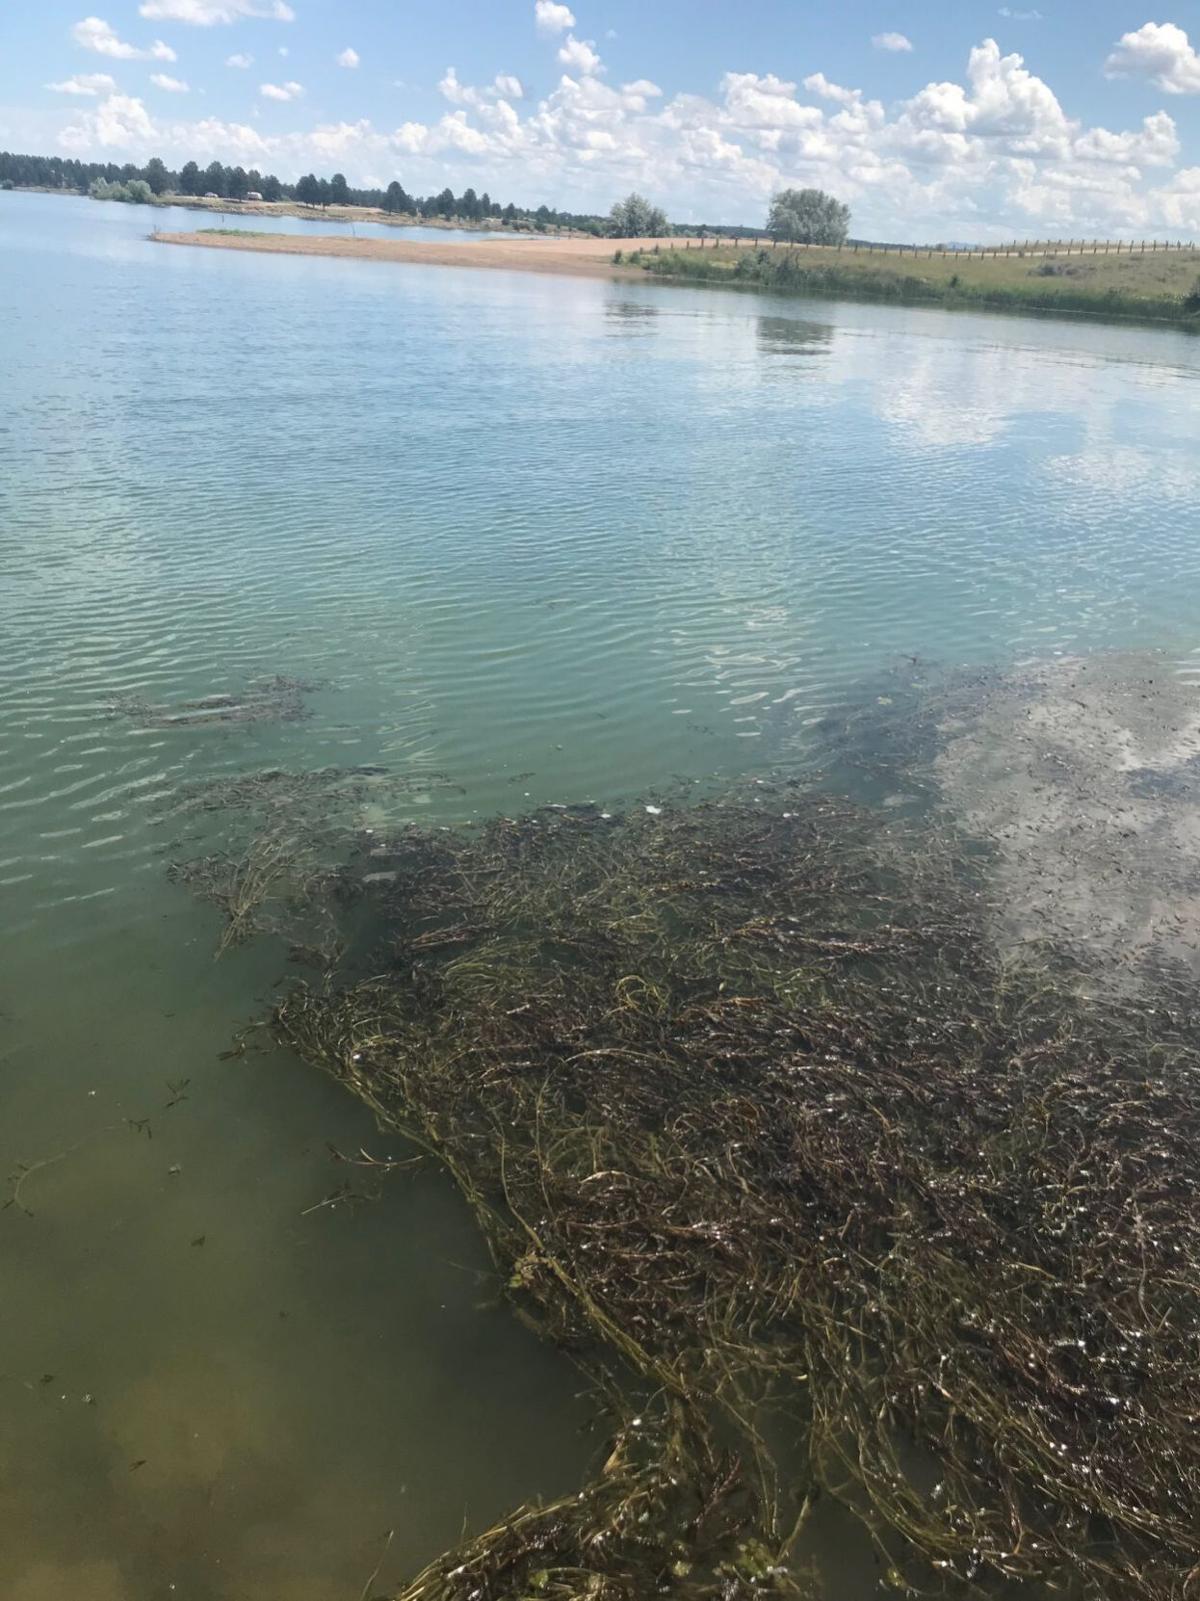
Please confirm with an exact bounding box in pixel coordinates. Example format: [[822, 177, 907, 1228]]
[[181, 785, 1200, 1599]]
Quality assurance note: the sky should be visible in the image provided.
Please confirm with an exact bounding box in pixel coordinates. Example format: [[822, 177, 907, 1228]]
[[3, 1, 1200, 238]]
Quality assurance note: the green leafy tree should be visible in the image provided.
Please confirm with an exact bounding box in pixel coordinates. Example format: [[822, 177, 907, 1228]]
[[609, 192, 667, 237], [295, 172, 319, 206], [178, 160, 201, 196], [317, 176, 331, 208], [383, 179, 411, 214], [202, 160, 226, 197], [227, 165, 249, 199], [143, 156, 170, 195], [766, 187, 850, 245], [329, 171, 350, 206], [261, 172, 282, 201]]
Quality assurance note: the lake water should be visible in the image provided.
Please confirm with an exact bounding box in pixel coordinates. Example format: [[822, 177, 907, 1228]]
[[2, 188, 1199, 1600], [144, 200, 521, 242]]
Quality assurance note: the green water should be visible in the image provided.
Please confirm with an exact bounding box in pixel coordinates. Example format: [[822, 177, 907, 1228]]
[[2, 190, 1199, 1598]]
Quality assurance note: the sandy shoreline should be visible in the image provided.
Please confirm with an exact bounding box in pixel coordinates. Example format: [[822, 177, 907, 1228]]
[[151, 228, 668, 280]]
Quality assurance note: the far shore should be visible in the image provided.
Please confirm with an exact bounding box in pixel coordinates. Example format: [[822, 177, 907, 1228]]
[[151, 226, 1200, 329]]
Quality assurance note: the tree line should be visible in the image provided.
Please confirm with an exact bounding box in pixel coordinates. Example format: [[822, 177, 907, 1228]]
[[0, 148, 614, 232], [2, 148, 853, 245]]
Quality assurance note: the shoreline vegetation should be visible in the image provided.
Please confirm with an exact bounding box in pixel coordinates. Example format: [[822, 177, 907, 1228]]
[[630, 241, 1200, 327], [151, 225, 1200, 329]]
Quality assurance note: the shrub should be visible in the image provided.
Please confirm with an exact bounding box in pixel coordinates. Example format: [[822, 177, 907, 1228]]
[[88, 176, 156, 205]]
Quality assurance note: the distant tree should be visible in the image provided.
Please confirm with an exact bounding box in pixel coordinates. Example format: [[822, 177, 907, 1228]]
[[329, 171, 350, 206], [203, 160, 227, 197], [383, 179, 411, 214], [460, 185, 480, 220], [247, 167, 262, 190], [435, 186, 456, 218], [317, 176, 331, 209], [766, 187, 849, 246], [502, 201, 517, 224], [260, 172, 283, 202], [227, 165, 249, 200], [178, 159, 201, 196], [609, 192, 667, 237], [143, 156, 170, 195], [295, 172, 319, 206]]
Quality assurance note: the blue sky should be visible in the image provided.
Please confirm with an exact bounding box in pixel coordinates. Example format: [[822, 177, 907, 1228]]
[[3, 1, 1200, 237]]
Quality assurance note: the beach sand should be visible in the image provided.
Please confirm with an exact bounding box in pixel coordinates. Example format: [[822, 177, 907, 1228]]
[[151, 229, 677, 280]]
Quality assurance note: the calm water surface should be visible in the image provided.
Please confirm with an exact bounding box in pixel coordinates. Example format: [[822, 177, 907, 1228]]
[[2, 189, 1199, 1599]]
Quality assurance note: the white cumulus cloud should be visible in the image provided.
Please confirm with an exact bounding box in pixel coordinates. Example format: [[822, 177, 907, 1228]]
[[1105, 21, 1200, 94], [72, 17, 177, 62], [558, 34, 601, 74], [260, 79, 302, 100], [47, 72, 117, 95], [998, 7, 1043, 17], [43, 36, 1200, 242], [872, 32, 913, 52], [151, 72, 190, 91], [226, 52, 253, 67], [535, 1, 574, 35], [494, 72, 524, 99], [138, 0, 294, 22], [59, 91, 155, 148], [337, 47, 360, 68]]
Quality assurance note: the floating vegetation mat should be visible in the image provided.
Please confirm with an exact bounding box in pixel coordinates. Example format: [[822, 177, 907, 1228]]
[[169, 656, 1200, 1599], [108, 673, 324, 728]]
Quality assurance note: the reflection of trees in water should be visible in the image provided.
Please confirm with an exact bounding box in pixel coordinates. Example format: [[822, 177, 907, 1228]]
[[755, 314, 833, 358]]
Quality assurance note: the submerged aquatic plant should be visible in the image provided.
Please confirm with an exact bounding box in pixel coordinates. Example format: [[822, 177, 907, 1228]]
[[177, 781, 1200, 1598]]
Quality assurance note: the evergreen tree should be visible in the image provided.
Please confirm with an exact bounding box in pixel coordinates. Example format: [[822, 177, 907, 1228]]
[[178, 160, 201, 196], [202, 160, 226, 197], [143, 156, 170, 195], [329, 171, 350, 206]]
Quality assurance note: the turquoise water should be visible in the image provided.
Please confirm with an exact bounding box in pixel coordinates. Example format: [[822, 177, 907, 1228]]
[[2, 188, 1199, 1598]]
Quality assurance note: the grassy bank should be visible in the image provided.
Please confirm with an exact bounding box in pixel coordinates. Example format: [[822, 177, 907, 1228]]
[[631, 241, 1200, 326]]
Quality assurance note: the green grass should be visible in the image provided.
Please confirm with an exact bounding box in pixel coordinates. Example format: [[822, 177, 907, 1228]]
[[632, 242, 1200, 327], [197, 227, 271, 238]]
